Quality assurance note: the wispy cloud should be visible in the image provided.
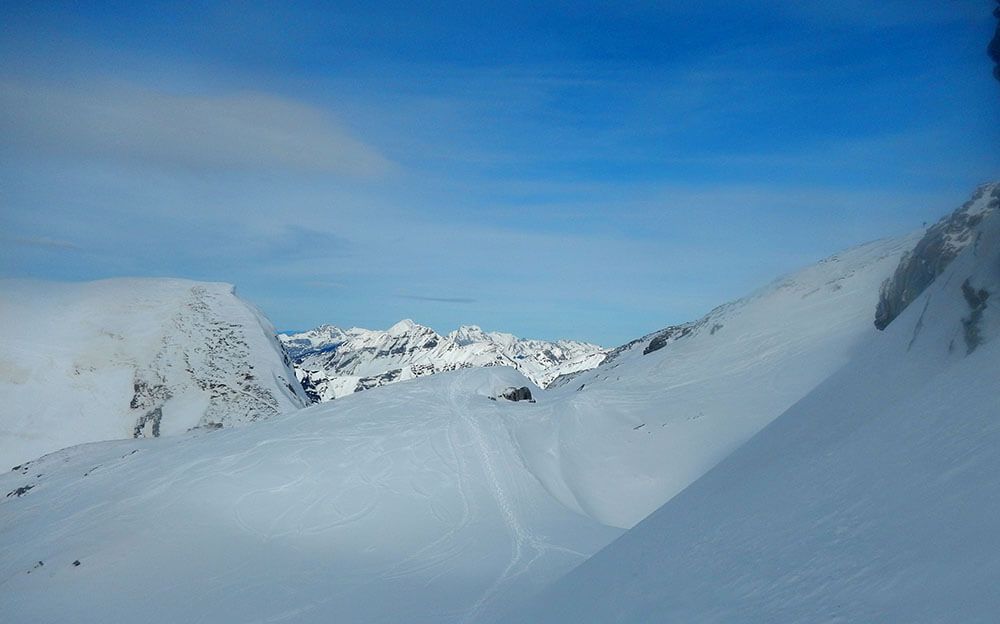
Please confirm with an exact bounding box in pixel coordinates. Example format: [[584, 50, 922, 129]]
[[10, 236, 83, 251], [396, 294, 477, 304], [0, 79, 393, 177]]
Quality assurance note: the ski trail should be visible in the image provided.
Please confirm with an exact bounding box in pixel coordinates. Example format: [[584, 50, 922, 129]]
[[447, 379, 531, 623]]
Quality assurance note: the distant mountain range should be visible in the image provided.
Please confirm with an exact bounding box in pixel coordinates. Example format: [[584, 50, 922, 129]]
[[279, 320, 607, 401]]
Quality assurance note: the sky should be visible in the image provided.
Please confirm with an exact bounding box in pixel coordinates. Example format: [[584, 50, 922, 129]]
[[1, 1, 998, 346]]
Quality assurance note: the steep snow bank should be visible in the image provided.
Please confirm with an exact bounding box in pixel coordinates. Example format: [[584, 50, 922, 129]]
[[0, 278, 307, 466], [510, 193, 1000, 623], [514, 233, 917, 527]]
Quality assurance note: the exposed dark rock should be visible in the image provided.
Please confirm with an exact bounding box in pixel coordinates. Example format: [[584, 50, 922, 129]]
[[133, 407, 163, 438], [297, 373, 324, 403], [875, 185, 999, 330], [643, 325, 694, 355], [6, 484, 34, 498], [72, 560, 81, 567], [500, 386, 534, 402], [961, 279, 991, 354], [130, 378, 170, 411]]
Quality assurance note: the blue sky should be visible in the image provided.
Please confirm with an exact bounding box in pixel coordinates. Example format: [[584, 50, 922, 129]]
[[2, 1, 998, 346]]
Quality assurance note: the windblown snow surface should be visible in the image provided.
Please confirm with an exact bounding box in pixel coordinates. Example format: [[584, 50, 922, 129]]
[[523, 232, 918, 528], [0, 228, 917, 623], [0, 368, 620, 623], [509, 190, 1000, 622], [0, 279, 307, 467]]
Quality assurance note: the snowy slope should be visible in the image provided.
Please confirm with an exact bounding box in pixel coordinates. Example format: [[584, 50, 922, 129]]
[[0, 230, 918, 623], [5, 186, 992, 623], [509, 186, 1000, 623], [0, 368, 620, 624], [0, 278, 307, 467], [511, 232, 918, 528], [281, 320, 606, 401]]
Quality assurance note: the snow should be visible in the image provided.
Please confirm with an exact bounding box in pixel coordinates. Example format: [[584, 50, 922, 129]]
[[387, 318, 418, 336], [7, 185, 999, 623], [0, 278, 307, 468], [0, 230, 917, 623], [281, 320, 607, 400], [509, 195, 1000, 623], [0, 367, 620, 624], [278, 324, 348, 359], [513, 233, 918, 528]]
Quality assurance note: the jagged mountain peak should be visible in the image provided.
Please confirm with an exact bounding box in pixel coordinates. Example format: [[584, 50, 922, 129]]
[[448, 324, 490, 346], [387, 318, 422, 336], [280, 321, 606, 401]]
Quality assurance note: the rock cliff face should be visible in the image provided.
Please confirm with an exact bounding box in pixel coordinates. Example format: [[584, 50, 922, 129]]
[[875, 183, 1000, 330], [0, 278, 308, 466]]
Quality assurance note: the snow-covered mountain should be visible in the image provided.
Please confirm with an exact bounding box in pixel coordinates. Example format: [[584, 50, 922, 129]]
[[510, 182, 1000, 623], [3, 185, 995, 623], [0, 278, 308, 467], [0, 213, 920, 622], [280, 320, 606, 401]]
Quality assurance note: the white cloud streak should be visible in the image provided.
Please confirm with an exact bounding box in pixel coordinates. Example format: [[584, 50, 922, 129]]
[[0, 79, 393, 177], [10, 236, 83, 251]]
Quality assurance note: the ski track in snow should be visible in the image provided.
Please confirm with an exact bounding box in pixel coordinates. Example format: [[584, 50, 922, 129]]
[[448, 381, 528, 623], [445, 378, 583, 623]]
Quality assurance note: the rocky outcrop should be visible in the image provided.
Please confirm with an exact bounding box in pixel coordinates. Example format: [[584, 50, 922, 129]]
[[0, 278, 309, 467], [643, 324, 695, 355], [875, 183, 999, 330], [961, 279, 991, 354], [499, 386, 534, 402]]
